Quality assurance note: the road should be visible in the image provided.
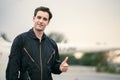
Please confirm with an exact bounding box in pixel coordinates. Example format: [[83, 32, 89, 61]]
[[52, 66, 120, 80]]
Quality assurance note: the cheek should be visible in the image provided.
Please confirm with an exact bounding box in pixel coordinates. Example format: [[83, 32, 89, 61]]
[[33, 20, 37, 24], [33, 20, 38, 25], [45, 21, 49, 25]]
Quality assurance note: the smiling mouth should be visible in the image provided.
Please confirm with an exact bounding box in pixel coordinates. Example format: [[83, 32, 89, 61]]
[[38, 25, 43, 28], [37, 23, 43, 26]]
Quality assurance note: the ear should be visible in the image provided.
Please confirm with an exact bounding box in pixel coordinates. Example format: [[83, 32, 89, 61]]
[[32, 16, 35, 22]]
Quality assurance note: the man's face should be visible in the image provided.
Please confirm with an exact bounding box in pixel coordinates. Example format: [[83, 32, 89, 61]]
[[33, 11, 49, 32]]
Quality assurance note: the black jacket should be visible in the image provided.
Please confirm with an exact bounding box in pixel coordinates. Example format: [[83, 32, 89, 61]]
[[6, 29, 62, 80]]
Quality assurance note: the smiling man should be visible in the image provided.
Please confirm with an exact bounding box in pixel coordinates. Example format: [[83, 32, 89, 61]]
[[6, 6, 68, 80]]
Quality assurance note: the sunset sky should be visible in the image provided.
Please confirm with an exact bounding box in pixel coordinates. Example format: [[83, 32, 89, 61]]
[[0, 0, 120, 45]]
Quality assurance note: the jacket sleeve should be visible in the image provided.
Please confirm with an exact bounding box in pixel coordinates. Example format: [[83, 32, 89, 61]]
[[51, 43, 62, 74], [6, 35, 23, 80]]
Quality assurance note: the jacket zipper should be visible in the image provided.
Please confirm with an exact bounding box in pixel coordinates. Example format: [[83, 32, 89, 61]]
[[39, 41, 43, 80], [23, 48, 35, 62], [23, 48, 40, 70], [47, 50, 55, 64]]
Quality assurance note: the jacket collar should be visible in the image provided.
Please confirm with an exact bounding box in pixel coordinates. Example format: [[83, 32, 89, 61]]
[[28, 28, 47, 40]]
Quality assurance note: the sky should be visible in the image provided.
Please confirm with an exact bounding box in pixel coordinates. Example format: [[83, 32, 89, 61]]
[[0, 0, 120, 45]]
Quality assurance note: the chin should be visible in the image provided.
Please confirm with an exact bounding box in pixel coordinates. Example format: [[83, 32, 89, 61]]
[[36, 29, 44, 32], [34, 27, 44, 32]]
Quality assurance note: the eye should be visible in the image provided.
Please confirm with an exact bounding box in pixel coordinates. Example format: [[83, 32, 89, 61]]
[[43, 17, 48, 21], [37, 16, 41, 19]]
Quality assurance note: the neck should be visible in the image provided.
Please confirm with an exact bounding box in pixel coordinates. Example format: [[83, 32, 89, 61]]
[[33, 28, 43, 40]]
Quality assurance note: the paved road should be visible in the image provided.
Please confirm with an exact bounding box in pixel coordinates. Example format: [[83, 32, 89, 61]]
[[52, 66, 120, 80]]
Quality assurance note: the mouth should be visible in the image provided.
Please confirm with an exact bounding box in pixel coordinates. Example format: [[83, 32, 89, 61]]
[[38, 22, 43, 26], [37, 23, 43, 27], [39, 25, 44, 29]]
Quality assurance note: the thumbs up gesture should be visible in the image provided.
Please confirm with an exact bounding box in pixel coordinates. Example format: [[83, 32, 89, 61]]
[[60, 57, 69, 72]]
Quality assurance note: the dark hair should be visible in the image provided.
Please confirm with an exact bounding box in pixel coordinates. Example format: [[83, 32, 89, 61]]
[[34, 6, 52, 20]]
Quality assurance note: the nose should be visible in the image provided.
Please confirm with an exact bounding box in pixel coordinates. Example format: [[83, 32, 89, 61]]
[[39, 18, 44, 23], [37, 19, 43, 25]]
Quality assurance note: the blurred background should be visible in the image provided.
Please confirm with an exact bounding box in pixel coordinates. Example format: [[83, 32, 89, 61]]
[[0, 0, 120, 80]]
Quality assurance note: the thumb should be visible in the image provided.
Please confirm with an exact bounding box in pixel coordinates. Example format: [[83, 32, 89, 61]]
[[62, 56, 68, 63]]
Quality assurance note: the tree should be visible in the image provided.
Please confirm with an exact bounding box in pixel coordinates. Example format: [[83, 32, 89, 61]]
[[0, 32, 11, 42], [48, 32, 67, 43]]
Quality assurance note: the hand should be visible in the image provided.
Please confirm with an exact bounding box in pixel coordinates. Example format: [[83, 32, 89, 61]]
[[60, 57, 69, 72]]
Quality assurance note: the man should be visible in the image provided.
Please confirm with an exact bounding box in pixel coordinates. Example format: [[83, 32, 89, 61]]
[[6, 6, 68, 80]]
